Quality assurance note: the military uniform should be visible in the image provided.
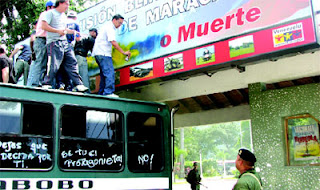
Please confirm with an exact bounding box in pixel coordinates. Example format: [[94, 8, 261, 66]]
[[187, 167, 201, 190], [234, 149, 263, 190], [233, 168, 262, 190]]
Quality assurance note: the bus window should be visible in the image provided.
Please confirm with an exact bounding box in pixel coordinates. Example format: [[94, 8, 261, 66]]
[[59, 105, 123, 171], [127, 112, 164, 172], [0, 101, 21, 134], [0, 100, 54, 170]]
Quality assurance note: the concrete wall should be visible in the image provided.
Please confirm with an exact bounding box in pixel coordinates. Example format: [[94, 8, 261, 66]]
[[249, 82, 320, 190], [174, 105, 250, 128]]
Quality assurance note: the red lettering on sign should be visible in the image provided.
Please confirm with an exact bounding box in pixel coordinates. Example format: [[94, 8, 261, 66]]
[[294, 135, 318, 143], [178, 7, 261, 43]]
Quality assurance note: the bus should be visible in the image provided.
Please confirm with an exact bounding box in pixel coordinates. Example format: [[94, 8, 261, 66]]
[[0, 84, 173, 190]]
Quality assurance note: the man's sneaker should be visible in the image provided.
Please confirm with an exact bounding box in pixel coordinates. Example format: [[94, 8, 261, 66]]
[[42, 85, 52, 89], [106, 93, 119, 98], [73, 85, 89, 92], [58, 83, 65, 90]]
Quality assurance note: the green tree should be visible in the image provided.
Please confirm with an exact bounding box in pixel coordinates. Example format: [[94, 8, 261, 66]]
[[0, 0, 44, 50], [174, 120, 253, 177], [239, 120, 252, 149], [0, 0, 99, 51]]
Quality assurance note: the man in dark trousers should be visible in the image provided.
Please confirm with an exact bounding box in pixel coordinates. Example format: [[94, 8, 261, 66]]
[[41, 0, 87, 92], [233, 148, 263, 190], [0, 44, 15, 83], [187, 162, 201, 190], [73, 28, 97, 91], [9, 44, 32, 85], [27, 0, 54, 87]]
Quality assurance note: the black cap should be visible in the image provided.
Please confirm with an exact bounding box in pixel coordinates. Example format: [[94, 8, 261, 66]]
[[238, 149, 256, 163], [193, 162, 198, 166], [89, 28, 97, 33]]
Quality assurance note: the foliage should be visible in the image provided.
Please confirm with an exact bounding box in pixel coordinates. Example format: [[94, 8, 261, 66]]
[[0, 0, 44, 50], [0, 0, 98, 51], [201, 159, 219, 177], [174, 120, 253, 177], [174, 146, 187, 162]]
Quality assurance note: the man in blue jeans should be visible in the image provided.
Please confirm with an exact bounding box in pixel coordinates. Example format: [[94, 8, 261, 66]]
[[27, 0, 53, 87], [41, 0, 87, 92], [92, 14, 131, 96]]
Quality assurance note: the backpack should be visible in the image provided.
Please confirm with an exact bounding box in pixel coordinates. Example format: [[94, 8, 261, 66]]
[[186, 170, 194, 184]]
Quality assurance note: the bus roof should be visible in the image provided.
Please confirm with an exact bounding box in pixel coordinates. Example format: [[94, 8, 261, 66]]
[[0, 83, 167, 108]]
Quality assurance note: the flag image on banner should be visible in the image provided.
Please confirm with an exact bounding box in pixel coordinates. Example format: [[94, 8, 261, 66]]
[[273, 23, 305, 47]]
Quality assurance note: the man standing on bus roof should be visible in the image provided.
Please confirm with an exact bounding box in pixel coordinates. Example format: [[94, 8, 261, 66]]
[[233, 148, 263, 190], [0, 44, 15, 83], [9, 44, 32, 85], [66, 10, 80, 47], [92, 14, 131, 97], [41, 0, 88, 92], [74, 28, 98, 92], [27, 0, 54, 87], [30, 20, 38, 61]]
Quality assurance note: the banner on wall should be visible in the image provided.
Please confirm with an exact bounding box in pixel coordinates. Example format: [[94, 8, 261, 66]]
[[115, 17, 317, 88], [75, 0, 319, 89], [292, 124, 320, 161], [77, 0, 315, 69], [312, 0, 320, 43]]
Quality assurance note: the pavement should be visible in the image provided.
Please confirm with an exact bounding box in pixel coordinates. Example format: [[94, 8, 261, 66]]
[[173, 177, 237, 190]]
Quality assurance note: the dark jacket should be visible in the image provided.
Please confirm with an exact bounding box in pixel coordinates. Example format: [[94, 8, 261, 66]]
[[0, 55, 16, 83], [187, 168, 201, 189], [74, 37, 95, 57]]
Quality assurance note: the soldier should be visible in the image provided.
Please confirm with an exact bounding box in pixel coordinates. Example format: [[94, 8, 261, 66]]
[[186, 162, 201, 190], [233, 149, 263, 190]]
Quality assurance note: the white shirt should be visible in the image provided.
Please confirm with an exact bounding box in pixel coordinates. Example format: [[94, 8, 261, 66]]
[[92, 21, 116, 57]]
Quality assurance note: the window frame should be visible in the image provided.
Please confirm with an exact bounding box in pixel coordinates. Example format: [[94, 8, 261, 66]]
[[0, 98, 55, 171], [127, 111, 165, 173], [58, 104, 125, 172]]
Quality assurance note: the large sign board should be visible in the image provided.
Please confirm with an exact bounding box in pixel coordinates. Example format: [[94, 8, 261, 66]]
[[77, 0, 318, 88], [313, 0, 320, 42]]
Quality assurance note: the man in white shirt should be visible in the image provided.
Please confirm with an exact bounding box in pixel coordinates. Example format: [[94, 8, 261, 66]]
[[41, 0, 88, 92], [92, 14, 131, 96]]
